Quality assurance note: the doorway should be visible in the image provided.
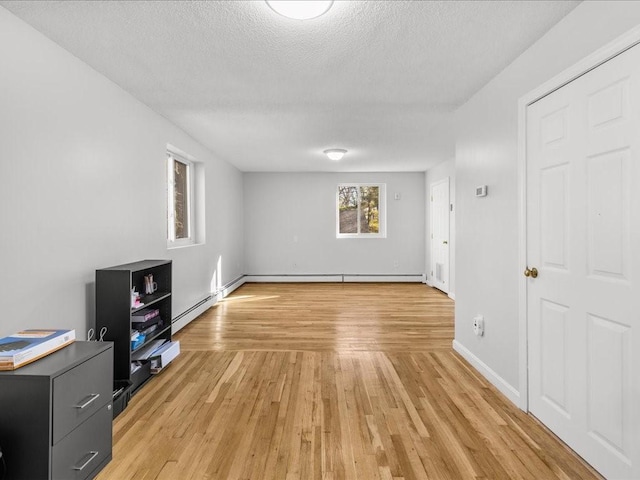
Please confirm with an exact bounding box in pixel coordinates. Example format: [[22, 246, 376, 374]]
[[430, 177, 450, 294], [523, 36, 640, 479]]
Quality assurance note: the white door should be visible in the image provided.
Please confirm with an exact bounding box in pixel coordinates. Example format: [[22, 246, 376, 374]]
[[526, 43, 640, 479], [430, 178, 449, 293]]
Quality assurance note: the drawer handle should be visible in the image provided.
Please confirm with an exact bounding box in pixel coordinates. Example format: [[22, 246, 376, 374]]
[[73, 451, 99, 471], [74, 393, 100, 409]]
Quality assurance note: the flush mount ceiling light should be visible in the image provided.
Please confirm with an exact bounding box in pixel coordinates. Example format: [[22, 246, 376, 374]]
[[324, 149, 347, 161], [266, 1, 334, 20]]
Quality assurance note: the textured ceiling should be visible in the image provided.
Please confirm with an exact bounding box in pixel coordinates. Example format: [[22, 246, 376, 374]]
[[2, 0, 579, 172]]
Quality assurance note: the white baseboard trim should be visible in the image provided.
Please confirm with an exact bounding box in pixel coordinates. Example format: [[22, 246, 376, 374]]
[[343, 274, 424, 283], [172, 297, 215, 334], [171, 273, 428, 333], [452, 339, 521, 407], [244, 274, 424, 283], [214, 275, 247, 301], [448, 292, 456, 300], [244, 275, 343, 283]]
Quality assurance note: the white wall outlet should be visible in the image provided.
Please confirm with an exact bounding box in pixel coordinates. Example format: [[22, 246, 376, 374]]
[[473, 315, 484, 336]]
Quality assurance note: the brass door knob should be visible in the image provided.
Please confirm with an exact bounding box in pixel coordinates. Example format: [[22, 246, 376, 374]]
[[524, 267, 538, 278]]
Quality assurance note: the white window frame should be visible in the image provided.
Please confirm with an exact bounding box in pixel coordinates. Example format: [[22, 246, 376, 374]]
[[336, 183, 386, 239], [167, 151, 195, 248]]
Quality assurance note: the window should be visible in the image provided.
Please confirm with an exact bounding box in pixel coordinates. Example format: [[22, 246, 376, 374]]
[[337, 184, 386, 238], [167, 151, 195, 247]]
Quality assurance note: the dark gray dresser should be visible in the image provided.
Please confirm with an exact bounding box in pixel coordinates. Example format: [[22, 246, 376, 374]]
[[0, 341, 113, 480]]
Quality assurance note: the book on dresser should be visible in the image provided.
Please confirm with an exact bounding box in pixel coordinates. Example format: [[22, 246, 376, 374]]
[[0, 329, 76, 371]]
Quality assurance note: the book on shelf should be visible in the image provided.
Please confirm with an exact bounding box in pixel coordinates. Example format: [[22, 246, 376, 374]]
[[138, 323, 160, 338], [131, 316, 162, 331], [0, 329, 76, 371], [131, 339, 166, 361], [132, 308, 160, 322], [130, 331, 146, 350]]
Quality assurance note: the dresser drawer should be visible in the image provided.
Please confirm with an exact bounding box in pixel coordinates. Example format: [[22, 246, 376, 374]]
[[52, 348, 112, 444], [52, 403, 113, 480]]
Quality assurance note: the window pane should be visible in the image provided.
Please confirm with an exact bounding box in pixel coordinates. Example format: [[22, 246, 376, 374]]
[[174, 159, 189, 239], [359, 186, 379, 234], [338, 186, 358, 234]]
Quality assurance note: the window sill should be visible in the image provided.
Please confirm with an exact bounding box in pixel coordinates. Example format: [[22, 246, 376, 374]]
[[336, 234, 387, 239], [167, 241, 205, 250]]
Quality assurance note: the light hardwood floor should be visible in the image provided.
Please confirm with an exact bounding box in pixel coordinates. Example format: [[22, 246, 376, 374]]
[[97, 283, 601, 480]]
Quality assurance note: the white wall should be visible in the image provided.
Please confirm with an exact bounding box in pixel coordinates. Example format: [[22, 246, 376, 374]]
[[0, 7, 244, 338], [454, 1, 640, 394], [425, 158, 455, 297], [244, 172, 425, 276]]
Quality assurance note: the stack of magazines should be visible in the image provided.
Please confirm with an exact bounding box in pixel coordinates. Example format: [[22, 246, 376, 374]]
[[131, 308, 163, 338]]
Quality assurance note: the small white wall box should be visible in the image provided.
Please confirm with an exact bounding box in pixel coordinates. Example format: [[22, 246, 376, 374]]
[[475, 185, 488, 197], [150, 340, 180, 373], [473, 315, 484, 336]]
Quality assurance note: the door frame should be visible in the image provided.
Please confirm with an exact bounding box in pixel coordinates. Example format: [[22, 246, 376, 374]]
[[430, 177, 450, 294], [517, 25, 640, 412]]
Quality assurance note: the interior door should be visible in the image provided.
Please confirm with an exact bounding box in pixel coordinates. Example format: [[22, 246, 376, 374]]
[[430, 178, 449, 293], [526, 43, 640, 479]]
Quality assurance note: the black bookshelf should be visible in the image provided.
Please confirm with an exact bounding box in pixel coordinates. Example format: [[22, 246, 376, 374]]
[[96, 259, 172, 397]]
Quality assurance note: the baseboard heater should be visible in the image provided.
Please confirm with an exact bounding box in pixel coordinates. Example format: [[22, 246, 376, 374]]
[[171, 272, 423, 320], [171, 272, 424, 324], [170, 276, 249, 334], [214, 275, 246, 297], [171, 296, 212, 325], [244, 273, 424, 283]]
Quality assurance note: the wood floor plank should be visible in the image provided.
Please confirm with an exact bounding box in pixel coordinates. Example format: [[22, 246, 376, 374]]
[[96, 283, 602, 480]]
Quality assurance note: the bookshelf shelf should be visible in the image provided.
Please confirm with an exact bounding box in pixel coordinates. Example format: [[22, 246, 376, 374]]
[[130, 324, 172, 354], [96, 259, 174, 409], [131, 292, 171, 313]]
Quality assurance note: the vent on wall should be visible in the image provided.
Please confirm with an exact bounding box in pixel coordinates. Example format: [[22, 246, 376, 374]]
[[435, 263, 444, 282]]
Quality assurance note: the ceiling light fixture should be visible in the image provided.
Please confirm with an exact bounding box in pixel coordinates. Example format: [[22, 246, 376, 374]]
[[324, 148, 347, 161], [266, 1, 334, 20]]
